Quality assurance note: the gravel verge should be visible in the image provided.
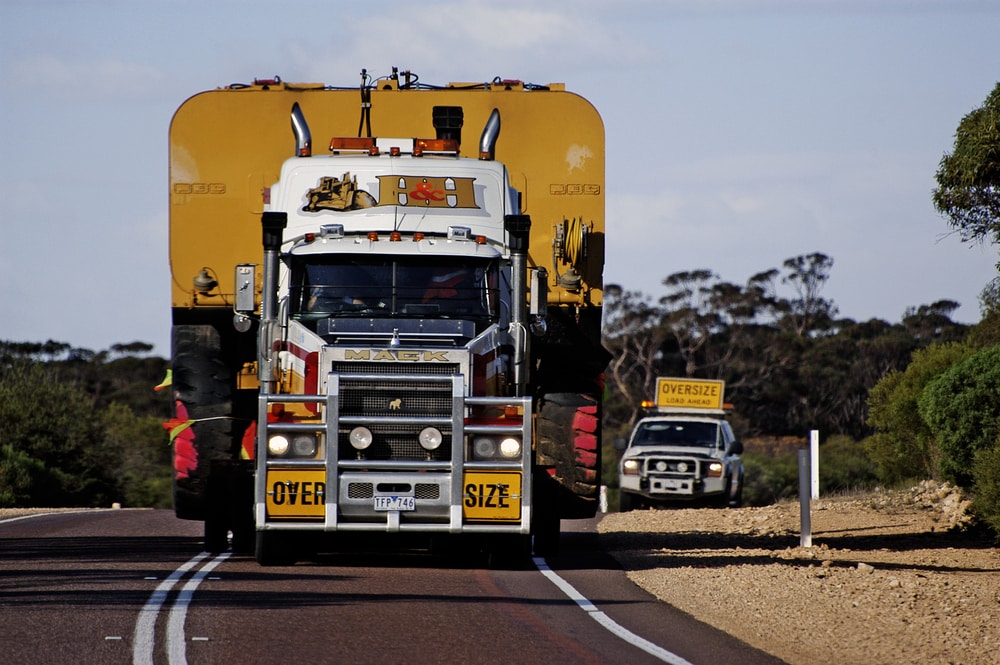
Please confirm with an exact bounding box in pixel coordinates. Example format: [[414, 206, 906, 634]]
[[597, 481, 1000, 665]]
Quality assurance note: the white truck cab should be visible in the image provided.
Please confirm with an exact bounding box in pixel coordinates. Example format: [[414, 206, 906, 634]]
[[618, 379, 744, 510]]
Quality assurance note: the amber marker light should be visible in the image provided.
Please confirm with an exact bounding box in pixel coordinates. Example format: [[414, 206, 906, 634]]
[[414, 138, 459, 153], [329, 136, 376, 152]]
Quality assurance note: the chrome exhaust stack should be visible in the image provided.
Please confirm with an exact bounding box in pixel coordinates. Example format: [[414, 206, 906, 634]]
[[290, 102, 312, 157], [478, 108, 500, 160]]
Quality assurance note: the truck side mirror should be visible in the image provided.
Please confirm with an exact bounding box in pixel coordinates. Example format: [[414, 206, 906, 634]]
[[614, 436, 627, 451], [728, 440, 744, 456], [529, 267, 548, 336]]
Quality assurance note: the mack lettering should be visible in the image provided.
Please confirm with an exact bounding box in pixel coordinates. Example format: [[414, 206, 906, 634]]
[[344, 349, 449, 362]]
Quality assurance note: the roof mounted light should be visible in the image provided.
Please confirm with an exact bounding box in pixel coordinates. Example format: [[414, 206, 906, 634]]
[[320, 224, 344, 239], [330, 136, 376, 153], [414, 138, 460, 154]]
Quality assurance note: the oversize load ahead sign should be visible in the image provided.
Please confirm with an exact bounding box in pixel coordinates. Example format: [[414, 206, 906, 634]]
[[656, 378, 725, 409]]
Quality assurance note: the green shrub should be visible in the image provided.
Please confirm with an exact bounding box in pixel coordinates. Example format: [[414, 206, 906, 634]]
[[919, 345, 1000, 487], [971, 442, 1000, 535], [819, 435, 879, 494], [866, 342, 973, 483], [741, 452, 799, 506]]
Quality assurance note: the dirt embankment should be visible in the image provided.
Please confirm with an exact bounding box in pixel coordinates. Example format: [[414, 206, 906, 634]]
[[598, 482, 1000, 665]]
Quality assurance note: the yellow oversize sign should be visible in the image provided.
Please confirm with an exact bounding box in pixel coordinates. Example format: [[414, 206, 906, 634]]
[[266, 469, 326, 519], [462, 471, 521, 522], [656, 378, 725, 410]]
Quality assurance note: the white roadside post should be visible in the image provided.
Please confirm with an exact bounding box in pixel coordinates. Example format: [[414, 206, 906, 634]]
[[810, 429, 820, 500], [798, 449, 812, 548]]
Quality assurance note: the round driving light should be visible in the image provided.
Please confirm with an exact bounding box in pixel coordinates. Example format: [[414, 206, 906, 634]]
[[291, 433, 318, 457], [499, 437, 521, 458], [473, 436, 496, 458], [677, 461, 688, 473], [656, 460, 668, 472], [268, 434, 290, 456], [418, 427, 443, 451], [349, 426, 373, 450]]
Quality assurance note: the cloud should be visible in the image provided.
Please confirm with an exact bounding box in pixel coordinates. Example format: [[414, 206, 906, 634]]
[[267, 3, 655, 84], [6, 55, 170, 101]]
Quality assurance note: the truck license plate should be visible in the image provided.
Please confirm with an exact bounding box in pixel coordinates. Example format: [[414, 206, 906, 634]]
[[374, 496, 416, 511]]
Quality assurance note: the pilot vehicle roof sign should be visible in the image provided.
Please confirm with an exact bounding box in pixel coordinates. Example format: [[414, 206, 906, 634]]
[[655, 377, 725, 410]]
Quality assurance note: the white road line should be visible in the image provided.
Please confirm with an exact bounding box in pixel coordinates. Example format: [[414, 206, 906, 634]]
[[532, 557, 697, 665], [166, 553, 229, 665], [0, 509, 102, 525], [132, 552, 209, 665]]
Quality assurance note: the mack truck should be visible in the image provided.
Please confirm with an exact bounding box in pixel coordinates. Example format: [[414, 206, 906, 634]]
[[618, 378, 744, 511], [168, 70, 609, 565]]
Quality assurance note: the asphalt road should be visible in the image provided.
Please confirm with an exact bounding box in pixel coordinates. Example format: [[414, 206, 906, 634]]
[[0, 509, 785, 665]]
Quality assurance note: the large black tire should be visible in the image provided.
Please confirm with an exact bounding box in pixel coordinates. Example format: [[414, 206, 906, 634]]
[[535, 392, 601, 520], [203, 460, 255, 554], [171, 323, 237, 521], [727, 472, 744, 508], [619, 489, 635, 512], [531, 473, 561, 557], [486, 534, 532, 570], [255, 530, 300, 567]]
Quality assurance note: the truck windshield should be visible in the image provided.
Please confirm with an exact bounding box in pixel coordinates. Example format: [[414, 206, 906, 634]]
[[289, 255, 499, 321], [632, 421, 719, 448]]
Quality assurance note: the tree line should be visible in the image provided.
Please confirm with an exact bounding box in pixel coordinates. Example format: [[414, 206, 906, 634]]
[[601, 251, 971, 441], [0, 341, 172, 508]]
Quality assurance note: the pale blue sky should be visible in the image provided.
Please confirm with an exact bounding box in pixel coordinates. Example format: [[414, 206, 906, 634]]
[[2, 0, 998, 356]]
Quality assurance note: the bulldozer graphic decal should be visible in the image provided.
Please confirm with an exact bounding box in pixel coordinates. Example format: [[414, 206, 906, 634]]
[[303, 173, 479, 213], [303, 172, 377, 212]]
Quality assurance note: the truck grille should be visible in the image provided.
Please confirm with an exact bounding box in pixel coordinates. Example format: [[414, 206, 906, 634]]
[[333, 362, 459, 461]]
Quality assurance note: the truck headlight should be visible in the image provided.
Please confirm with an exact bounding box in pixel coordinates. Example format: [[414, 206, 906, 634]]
[[707, 462, 724, 477], [291, 433, 318, 457], [499, 437, 521, 458], [471, 436, 522, 460], [419, 427, 443, 451], [268, 434, 290, 457], [349, 426, 373, 450], [622, 458, 640, 475], [268, 433, 319, 458]]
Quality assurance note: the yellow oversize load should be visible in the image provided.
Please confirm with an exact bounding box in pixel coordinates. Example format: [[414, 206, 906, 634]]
[[656, 378, 725, 410], [265, 469, 326, 519]]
